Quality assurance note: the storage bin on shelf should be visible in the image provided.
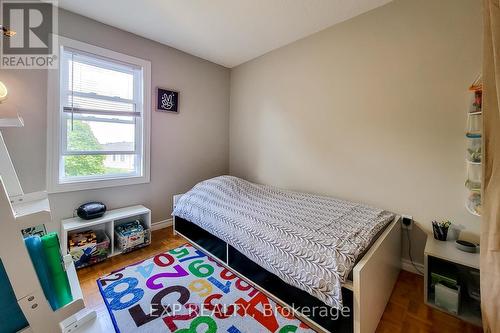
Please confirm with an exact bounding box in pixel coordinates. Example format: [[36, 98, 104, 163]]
[[465, 180, 481, 193], [469, 89, 482, 113], [114, 219, 151, 253], [469, 89, 483, 112], [466, 113, 482, 137], [431, 271, 461, 314], [466, 160, 481, 185], [467, 270, 480, 302], [435, 283, 461, 314], [466, 191, 481, 216], [466, 136, 481, 163], [68, 229, 110, 269]]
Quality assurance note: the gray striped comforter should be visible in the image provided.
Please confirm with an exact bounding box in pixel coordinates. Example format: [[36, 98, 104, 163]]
[[172, 176, 395, 309]]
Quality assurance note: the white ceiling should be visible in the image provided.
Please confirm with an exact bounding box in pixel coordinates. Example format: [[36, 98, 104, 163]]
[[57, 0, 392, 68]]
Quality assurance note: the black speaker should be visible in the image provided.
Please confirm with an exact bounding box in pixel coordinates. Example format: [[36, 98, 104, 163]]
[[76, 202, 106, 220]]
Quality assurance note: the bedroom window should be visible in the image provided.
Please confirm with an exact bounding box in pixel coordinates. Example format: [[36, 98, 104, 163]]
[[47, 37, 151, 192]]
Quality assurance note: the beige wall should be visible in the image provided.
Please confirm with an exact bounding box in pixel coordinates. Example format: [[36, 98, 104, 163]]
[[0, 9, 230, 230], [230, 0, 482, 264], [0, 1, 482, 265]]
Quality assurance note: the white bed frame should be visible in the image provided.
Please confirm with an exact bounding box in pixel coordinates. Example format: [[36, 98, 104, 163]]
[[351, 216, 401, 333], [173, 195, 401, 333]]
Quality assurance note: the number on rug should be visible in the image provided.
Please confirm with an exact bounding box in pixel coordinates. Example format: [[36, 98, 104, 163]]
[[188, 260, 214, 278], [235, 278, 259, 297], [135, 262, 155, 278], [129, 285, 190, 327], [179, 249, 206, 263], [227, 326, 242, 333], [154, 253, 175, 267], [169, 247, 190, 259], [163, 303, 200, 332], [146, 266, 189, 289], [99, 273, 124, 287], [279, 325, 299, 333], [174, 316, 217, 333], [104, 277, 144, 311], [220, 268, 237, 280], [203, 293, 235, 319], [208, 276, 231, 294], [236, 292, 279, 332], [188, 279, 213, 297]]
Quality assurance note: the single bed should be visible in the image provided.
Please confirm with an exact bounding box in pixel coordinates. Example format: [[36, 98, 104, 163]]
[[172, 176, 401, 333]]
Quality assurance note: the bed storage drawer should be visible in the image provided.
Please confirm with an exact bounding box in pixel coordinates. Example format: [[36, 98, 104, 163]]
[[228, 245, 353, 333], [174, 216, 227, 262]]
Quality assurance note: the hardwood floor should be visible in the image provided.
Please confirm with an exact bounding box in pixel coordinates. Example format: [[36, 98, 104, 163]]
[[77, 227, 482, 333]]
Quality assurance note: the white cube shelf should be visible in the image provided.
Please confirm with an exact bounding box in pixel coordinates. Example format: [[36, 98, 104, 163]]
[[424, 236, 481, 327], [61, 205, 151, 259]]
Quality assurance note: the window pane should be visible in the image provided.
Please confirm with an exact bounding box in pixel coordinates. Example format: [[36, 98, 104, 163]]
[[63, 154, 137, 178], [68, 58, 134, 100], [66, 119, 135, 152]]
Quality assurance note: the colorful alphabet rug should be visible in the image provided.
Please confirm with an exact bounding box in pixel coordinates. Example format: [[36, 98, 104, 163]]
[[97, 243, 314, 333]]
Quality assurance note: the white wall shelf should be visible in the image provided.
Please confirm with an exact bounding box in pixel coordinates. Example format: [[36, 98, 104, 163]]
[[0, 114, 100, 332], [12, 193, 52, 230], [0, 114, 24, 127], [61, 205, 151, 260], [0, 176, 95, 332]]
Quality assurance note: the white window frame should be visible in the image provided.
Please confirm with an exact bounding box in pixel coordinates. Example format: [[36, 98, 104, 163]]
[[47, 36, 151, 193]]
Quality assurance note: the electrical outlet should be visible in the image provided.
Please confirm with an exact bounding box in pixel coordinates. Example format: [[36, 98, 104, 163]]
[[402, 215, 413, 230]]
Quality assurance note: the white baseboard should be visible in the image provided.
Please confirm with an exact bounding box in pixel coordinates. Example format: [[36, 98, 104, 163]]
[[151, 218, 173, 231], [401, 258, 424, 275]]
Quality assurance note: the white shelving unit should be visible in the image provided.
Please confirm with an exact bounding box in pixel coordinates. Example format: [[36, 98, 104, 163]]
[[465, 77, 482, 216], [61, 205, 151, 258], [424, 236, 481, 327], [0, 126, 96, 332]]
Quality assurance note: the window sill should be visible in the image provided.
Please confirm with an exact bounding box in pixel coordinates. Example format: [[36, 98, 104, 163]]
[[47, 174, 150, 193]]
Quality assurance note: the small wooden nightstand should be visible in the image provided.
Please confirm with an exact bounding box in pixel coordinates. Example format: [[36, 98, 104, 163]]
[[424, 235, 481, 327]]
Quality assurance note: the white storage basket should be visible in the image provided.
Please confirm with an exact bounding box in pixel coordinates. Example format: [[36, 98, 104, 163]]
[[435, 283, 461, 314], [466, 113, 482, 136], [466, 137, 481, 163]]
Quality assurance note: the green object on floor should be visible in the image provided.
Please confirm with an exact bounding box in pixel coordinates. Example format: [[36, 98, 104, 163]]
[[41, 232, 73, 309]]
